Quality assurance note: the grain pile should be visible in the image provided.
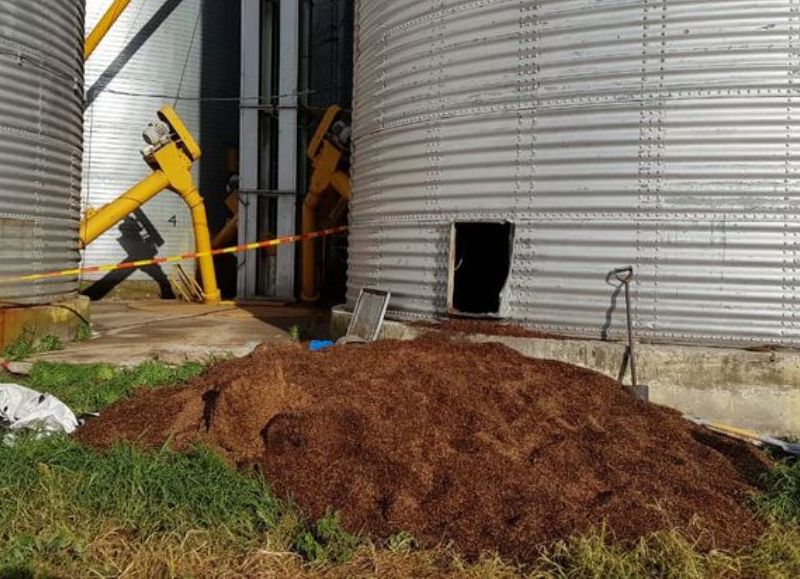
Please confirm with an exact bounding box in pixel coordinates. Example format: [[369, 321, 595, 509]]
[[78, 337, 769, 562]]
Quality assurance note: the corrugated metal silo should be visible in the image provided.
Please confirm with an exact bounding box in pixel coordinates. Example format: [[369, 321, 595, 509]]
[[82, 0, 239, 295], [349, 0, 800, 347], [0, 0, 84, 305]]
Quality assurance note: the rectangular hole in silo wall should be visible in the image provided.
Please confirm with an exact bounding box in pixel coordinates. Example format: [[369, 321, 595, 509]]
[[448, 222, 514, 317]]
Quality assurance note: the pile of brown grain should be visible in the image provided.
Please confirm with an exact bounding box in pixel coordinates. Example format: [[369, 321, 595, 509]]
[[77, 337, 769, 563]]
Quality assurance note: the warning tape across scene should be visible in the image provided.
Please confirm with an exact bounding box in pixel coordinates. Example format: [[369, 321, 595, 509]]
[[0, 226, 349, 285]]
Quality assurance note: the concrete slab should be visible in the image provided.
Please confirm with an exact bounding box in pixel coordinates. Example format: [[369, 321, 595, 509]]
[[331, 306, 800, 437], [32, 301, 329, 367]]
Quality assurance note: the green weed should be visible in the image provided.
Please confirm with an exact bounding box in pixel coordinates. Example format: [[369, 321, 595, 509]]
[[293, 510, 359, 564], [288, 325, 301, 342], [75, 323, 92, 343], [1, 438, 799, 578], [3, 330, 63, 361], [0, 436, 302, 574], [0, 437, 283, 535]]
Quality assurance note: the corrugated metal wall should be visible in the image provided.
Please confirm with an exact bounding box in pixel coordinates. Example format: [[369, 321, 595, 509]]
[[0, 0, 84, 304], [350, 0, 800, 346], [82, 0, 239, 291]]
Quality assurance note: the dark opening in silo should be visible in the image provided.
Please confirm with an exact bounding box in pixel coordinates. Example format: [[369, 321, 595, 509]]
[[449, 222, 515, 317]]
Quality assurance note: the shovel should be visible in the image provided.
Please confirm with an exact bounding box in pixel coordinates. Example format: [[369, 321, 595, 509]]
[[612, 266, 647, 400]]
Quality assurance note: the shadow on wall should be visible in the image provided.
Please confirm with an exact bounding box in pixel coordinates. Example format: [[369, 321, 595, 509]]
[[83, 209, 176, 300], [602, 270, 625, 341], [85, 0, 184, 108]]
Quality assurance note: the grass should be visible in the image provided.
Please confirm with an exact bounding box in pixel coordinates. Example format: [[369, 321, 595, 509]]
[[2, 359, 800, 577], [24, 361, 204, 415], [294, 510, 360, 565], [0, 437, 357, 577], [3, 330, 63, 361], [757, 458, 800, 525]]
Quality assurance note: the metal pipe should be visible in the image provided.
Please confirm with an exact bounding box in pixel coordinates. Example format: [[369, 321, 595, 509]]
[[178, 186, 222, 305], [276, 0, 300, 299], [84, 0, 134, 60], [301, 191, 323, 302], [150, 141, 221, 305], [79, 171, 169, 246], [238, 0, 263, 298]]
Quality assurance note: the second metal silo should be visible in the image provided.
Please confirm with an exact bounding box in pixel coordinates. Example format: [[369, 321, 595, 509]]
[[349, 0, 800, 347], [82, 0, 239, 298], [0, 0, 84, 305]]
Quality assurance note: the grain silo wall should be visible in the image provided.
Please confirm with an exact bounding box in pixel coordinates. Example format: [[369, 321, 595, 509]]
[[0, 0, 84, 305], [349, 0, 800, 347], [82, 0, 239, 289]]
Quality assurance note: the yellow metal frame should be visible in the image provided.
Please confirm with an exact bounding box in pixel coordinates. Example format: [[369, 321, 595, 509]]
[[302, 106, 352, 302], [79, 106, 221, 305]]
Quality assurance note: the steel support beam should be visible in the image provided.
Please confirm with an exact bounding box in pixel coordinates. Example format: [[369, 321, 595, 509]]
[[238, 0, 262, 298], [239, 0, 298, 300], [276, 0, 299, 299]]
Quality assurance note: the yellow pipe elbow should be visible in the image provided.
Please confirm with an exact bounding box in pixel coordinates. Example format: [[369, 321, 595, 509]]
[[79, 156, 221, 305], [331, 171, 352, 201]]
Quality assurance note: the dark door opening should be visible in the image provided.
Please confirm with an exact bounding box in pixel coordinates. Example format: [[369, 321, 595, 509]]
[[448, 221, 515, 317]]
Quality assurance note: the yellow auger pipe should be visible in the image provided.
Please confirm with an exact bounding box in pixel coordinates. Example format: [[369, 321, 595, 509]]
[[85, 0, 133, 60], [79, 171, 168, 245], [80, 106, 221, 305]]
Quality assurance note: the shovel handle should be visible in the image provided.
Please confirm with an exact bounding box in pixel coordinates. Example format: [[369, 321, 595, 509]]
[[613, 266, 634, 284]]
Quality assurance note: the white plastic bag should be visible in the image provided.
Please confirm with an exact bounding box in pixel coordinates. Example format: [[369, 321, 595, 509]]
[[0, 384, 78, 444]]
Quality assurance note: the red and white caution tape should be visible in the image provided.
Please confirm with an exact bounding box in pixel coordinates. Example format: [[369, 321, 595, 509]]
[[0, 226, 349, 285]]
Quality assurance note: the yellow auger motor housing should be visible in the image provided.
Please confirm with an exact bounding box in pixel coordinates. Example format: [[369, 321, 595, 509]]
[[79, 106, 221, 305]]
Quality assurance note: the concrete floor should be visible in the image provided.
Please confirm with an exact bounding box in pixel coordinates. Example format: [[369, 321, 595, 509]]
[[32, 301, 331, 367]]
